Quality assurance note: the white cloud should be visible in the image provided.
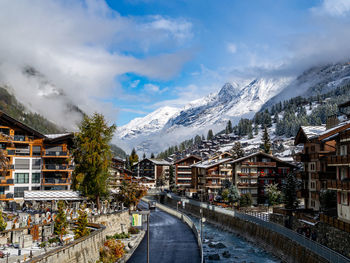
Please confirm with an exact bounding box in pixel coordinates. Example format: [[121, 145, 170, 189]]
[[312, 0, 350, 17], [0, 0, 193, 128], [130, 79, 140, 88], [144, 83, 168, 94], [227, 43, 237, 54]]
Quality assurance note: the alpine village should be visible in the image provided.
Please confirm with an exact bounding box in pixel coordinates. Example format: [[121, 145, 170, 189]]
[[2, 1, 350, 263]]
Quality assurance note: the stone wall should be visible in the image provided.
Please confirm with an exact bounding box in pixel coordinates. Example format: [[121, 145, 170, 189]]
[[29, 210, 131, 263], [88, 209, 131, 236], [270, 212, 350, 258], [159, 195, 329, 263]]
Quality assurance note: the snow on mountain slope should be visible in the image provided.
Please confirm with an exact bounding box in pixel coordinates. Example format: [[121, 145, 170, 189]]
[[118, 106, 180, 139], [117, 78, 291, 153]]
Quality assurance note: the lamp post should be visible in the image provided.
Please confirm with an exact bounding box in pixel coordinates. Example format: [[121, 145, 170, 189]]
[[136, 210, 151, 263]]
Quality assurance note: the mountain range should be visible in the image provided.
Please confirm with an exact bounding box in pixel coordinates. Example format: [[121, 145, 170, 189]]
[[117, 62, 350, 154]]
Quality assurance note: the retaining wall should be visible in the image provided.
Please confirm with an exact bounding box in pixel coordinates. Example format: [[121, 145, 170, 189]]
[[159, 194, 350, 263], [29, 210, 131, 263]]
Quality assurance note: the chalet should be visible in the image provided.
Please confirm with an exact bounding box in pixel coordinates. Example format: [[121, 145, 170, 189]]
[[174, 155, 201, 189], [0, 111, 73, 202], [108, 157, 135, 192], [191, 157, 233, 201], [132, 158, 171, 188], [230, 152, 296, 204], [294, 120, 350, 210]]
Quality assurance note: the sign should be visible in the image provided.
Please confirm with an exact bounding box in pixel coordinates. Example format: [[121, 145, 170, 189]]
[[132, 214, 142, 227]]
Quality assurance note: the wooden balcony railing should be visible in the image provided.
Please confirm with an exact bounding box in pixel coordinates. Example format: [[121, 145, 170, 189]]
[[327, 180, 350, 190], [241, 161, 276, 167], [327, 155, 350, 165]]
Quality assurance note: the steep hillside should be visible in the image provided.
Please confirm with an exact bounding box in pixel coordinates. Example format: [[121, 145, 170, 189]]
[[0, 86, 64, 134]]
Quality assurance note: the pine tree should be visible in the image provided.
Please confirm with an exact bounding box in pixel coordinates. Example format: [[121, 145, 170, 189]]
[[72, 113, 116, 211], [150, 153, 155, 158], [74, 208, 90, 239], [261, 126, 271, 154], [231, 142, 244, 159], [273, 112, 279, 123], [266, 184, 282, 206], [201, 134, 205, 141], [54, 200, 68, 240], [0, 210, 7, 231], [207, 129, 214, 140], [254, 124, 258, 135], [283, 173, 300, 210], [169, 165, 175, 190], [142, 153, 146, 159], [194, 135, 202, 145], [129, 148, 139, 165]]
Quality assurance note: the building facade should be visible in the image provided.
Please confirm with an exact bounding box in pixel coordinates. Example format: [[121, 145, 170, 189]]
[[191, 157, 233, 201], [132, 158, 170, 188], [0, 111, 73, 202], [231, 152, 295, 204], [174, 155, 201, 189]]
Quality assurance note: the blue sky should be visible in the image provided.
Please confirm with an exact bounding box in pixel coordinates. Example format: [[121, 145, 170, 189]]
[[101, 0, 347, 125], [1, 0, 350, 128]]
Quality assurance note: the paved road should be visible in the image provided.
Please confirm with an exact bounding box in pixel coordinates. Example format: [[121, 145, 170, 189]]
[[128, 201, 200, 263]]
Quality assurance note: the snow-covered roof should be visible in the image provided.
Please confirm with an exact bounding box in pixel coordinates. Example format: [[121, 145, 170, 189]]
[[24, 190, 84, 201], [300, 126, 326, 139], [192, 157, 232, 169], [45, 133, 72, 139], [230, 151, 296, 166], [149, 159, 171, 165]]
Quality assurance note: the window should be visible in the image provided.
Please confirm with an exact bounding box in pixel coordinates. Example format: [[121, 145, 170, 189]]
[[15, 173, 29, 183], [310, 181, 316, 189], [339, 167, 347, 180], [32, 159, 41, 170], [311, 200, 315, 207], [309, 162, 316, 172], [340, 145, 347, 156], [14, 187, 29, 198], [14, 159, 30, 169], [0, 128, 9, 136], [32, 173, 41, 183], [32, 146, 41, 156], [31, 187, 40, 191], [241, 168, 250, 173], [342, 192, 348, 205]]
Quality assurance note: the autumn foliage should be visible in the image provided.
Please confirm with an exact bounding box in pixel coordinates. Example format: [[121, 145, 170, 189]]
[[99, 239, 125, 263], [116, 181, 147, 209]]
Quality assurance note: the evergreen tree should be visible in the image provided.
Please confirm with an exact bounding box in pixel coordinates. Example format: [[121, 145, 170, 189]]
[[265, 184, 282, 206], [201, 134, 205, 141], [231, 142, 244, 159], [54, 200, 68, 240], [125, 156, 131, 170], [207, 129, 214, 140], [194, 135, 202, 145], [142, 153, 146, 159], [129, 148, 139, 165], [0, 210, 7, 231], [150, 153, 155, 158], [261, 126, 271, 154], [283, 173, 300, 210], [74, 208, 90, 239], [73, 113, 116, 211], [254, 124, 258, 135], [273, 112, 279, 123], [169, 165, 175, 190]]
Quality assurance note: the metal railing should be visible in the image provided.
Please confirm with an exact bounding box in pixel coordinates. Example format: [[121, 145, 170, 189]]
[[44, 151, 68, 157], [166, 193, 350, 263]]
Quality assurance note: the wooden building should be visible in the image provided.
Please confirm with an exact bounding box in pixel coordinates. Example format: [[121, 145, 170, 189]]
[[174, 155, 201, 189], [230, 152, 296, 204], [0, 111, 73, 202], [191, 157, 233, 201]]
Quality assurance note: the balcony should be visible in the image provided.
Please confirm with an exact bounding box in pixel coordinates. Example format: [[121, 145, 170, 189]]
[[6, 149, 30, 156], [205, 183, 221, 188], [327, 180, 350, 190], [241, 162, 276, 167], [42, 164, 73, 171], [42, 178, 71, 185], [0, 178, 14, 185], [328, 155, 350, 165], [237, 182, 258, 188], [206, 173, 227, 178], [43, 151, 68, 157], [238, 173, 259, 178]]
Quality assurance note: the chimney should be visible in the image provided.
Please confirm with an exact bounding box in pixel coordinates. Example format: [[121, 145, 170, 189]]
[[326, 114, 339, 130]]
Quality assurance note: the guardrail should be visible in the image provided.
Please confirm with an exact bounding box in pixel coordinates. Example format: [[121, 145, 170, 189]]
[[165, 193, 350, 263], [143, 197, 203, 263]]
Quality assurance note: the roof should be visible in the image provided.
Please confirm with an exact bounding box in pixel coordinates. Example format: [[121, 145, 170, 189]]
[[44, 133, 74, 143], [192, 157, 232, 169], [148, 158, 171, 165], [229, 151, 296, 167], [339, 100, 350, 108], [0, 111, 45, 138], [294, 125, 326, 145], [174, 155, 202, 164], [24, 190, 85, 201]]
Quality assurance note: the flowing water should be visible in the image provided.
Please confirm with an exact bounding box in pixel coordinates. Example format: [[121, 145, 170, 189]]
[[188, 214, 281, 263]]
